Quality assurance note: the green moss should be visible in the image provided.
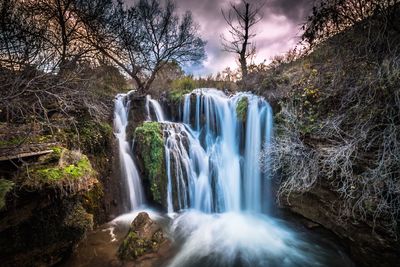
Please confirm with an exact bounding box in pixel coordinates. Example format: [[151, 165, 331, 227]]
[[63, 201, 94, 234], [134, 122, 164, 203], [33, 153, 93, 183], [0, 179, 14, 210], [52, 146, 63, 157], [236, 97, 249, 121], [78, 121, 113, 154], [118, 224, 165, 260], [134, 122, 164, 180], [150, 182, 161, 203]]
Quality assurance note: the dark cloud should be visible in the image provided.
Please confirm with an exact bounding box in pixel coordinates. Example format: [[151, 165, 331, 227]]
[[267, 0, 313, 22], [173, 0, 313, 75], [127, 0, 313, 75]]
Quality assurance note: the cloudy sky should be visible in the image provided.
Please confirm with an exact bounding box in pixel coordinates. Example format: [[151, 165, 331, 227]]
[[175, 0, 313, 76]]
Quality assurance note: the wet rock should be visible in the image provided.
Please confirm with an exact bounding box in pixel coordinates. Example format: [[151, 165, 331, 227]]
[[118, 212, 171, 266]]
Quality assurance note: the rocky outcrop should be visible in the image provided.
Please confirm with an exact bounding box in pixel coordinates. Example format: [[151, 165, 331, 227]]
[[118, 212, 171, 266], [281, 183, 400, 267], [0, 147, 98, 266], [133, 121, 167, 208], [134, 121, 191, 211]]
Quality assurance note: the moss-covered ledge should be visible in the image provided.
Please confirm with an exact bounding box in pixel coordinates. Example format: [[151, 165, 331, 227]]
[[133, 122, 167, 207], [21, 147, 97, 194]]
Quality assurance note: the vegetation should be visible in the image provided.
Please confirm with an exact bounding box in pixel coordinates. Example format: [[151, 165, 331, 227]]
[[134, 122, 165, 203], [168, 77, 197, 102], [85, 0, 206, 92], [261, 3, 400, 234], [0, 179, 14, 210], [303, 0, 400, 46], [24, 149, 96, 193], [118, 212, 166, 260]]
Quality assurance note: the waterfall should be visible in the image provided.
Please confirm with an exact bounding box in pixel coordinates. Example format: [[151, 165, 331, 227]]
[[146, 95, 166, 122], [146, 89, 273, 213], [114, 93, 144, 210]]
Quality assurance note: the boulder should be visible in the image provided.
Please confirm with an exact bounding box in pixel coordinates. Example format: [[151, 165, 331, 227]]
[[118, 212, 171, 266]]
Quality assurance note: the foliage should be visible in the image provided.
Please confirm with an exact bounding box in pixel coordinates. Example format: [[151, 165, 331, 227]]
[[148, 61, 185, 97], [0, 136, 24, 148], [169, 76, 197, 102], [35, 154, 93, 182], [118, 212, 165, 260], [76, 120, 113, 154], [0, 179, 14, 210], [63, 201, 94, 235]]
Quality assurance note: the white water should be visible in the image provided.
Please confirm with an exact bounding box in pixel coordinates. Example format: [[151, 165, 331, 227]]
[[114, 93, 144, 210], [133, 90, 353, 267], [146, 89, 273, 213], [146, 95, 166, 122]]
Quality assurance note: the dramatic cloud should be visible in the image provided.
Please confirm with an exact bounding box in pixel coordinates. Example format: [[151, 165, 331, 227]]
[[175, 0, 313, 76], [126, 0, 313, 75]]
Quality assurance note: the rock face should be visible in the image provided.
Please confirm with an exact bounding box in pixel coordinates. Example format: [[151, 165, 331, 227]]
[[118, 212, 171, 266], [281, 184, 400, 267]]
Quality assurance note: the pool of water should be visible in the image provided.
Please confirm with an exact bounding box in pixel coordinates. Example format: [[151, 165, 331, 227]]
[[62, 208, 355, 267]]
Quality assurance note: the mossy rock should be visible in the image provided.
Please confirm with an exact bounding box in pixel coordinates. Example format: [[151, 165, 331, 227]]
[[236, 97, 249, 122], [23, 148, 96, 191], [118, 212, 169, 261], [0, 179, 14, 210], [63, 201, 94, 236], [134, 122, 165, 204]]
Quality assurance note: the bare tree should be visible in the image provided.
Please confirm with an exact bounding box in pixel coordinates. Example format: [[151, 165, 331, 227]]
[[0, 0, 42, 69], [221, 0, 263, 78], [85, 0, 206, 93]]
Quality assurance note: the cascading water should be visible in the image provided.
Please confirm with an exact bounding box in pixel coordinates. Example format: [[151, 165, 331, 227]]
[[114, 93, 144, 210], [143, 90, 353, 267], [66, 90, 353, 267], [146, 94, 166, 122], [146, 89, 273, 213]]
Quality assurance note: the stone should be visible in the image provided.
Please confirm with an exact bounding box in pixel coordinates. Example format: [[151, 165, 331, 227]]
[[118, 212, 172, 266]]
